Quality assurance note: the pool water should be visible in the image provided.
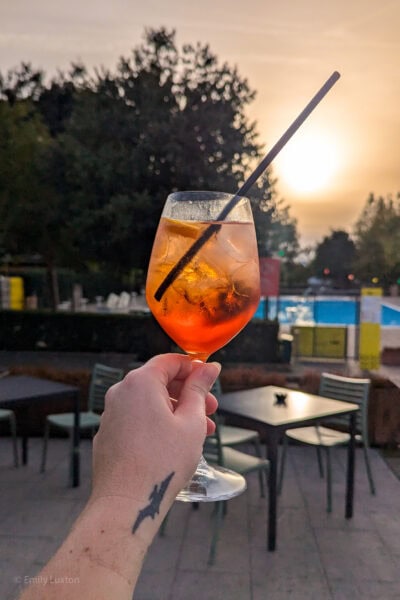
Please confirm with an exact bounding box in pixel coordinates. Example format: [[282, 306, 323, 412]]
[[255, 296, 400, 327]]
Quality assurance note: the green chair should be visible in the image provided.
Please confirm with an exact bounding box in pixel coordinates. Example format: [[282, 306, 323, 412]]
[[40, 363, 124, 474], [211, 379, 264, 457], [279, 372, 375, 513], [211, 379, 266, 497], [202, 414, 269, 564], [0, 408, 18, 467], [161, 415, 269, 565]]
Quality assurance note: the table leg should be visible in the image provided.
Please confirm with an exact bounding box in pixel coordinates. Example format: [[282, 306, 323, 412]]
[[22, 436, 28, 465], [345, 412, 356, 518], [266, 430, 279, 551], [17, 409, 28, 465], [72, 392, 80, 487]]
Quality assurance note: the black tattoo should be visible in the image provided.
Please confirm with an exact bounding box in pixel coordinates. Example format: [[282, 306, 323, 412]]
[[132, 471, 175, 533]]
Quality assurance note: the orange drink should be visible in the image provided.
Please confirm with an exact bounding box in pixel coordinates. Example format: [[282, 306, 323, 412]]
[[146, 190, 259, 502], [146, 217, 260, 361]]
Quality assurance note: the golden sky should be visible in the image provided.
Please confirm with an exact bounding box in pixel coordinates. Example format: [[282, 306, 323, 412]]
[[1, 0, 399, 247]]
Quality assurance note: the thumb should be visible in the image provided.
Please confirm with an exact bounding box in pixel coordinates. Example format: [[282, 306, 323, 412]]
[[175, 361, 221, 418]]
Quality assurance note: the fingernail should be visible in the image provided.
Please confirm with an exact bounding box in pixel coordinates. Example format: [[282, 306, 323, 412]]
[[204, 361, 221, 381], [192, 361, 221, 384]]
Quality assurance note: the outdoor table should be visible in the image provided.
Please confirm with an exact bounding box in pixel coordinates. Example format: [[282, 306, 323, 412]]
[[218, 385, 359, 551], [0, 374, 80, 487]]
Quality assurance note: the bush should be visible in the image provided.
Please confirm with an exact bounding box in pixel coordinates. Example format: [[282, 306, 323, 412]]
[[0, 310, 280, 363], [213, 319, 280, 363], [297, 369, 397, 394], [0, 310, 171, 359], [381, 347, 400, 366], [220, 366, 287, 391]]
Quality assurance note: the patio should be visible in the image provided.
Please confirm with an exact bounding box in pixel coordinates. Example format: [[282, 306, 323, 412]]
[[1, 437, 400, 600]]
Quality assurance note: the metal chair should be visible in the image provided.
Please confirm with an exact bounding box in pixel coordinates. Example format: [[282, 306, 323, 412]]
[[202, 414, 269, 564], [210, 379, 266, 497], [278, 372, 375, 512], [40, 363, 124, 474], [211, 379, 264, 452], [0, 408, 18, 467], [160, 412, 269, 565]]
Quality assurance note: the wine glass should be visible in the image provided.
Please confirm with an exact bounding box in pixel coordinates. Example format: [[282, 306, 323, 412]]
[[146, 190, 260, 501]]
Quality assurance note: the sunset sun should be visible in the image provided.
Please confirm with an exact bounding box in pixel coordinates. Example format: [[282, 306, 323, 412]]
[[275, 130, 340, 196]]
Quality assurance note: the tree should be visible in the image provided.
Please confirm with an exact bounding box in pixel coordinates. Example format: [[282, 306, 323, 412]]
[[247, 172, 300, 288], [0, 101, 78, 308], [353, 193, 400, 287], [312, 230, 356, 287], [0, 63, 88, 308], [249, 174, 299, 260], [0, 62, 44, 105], [53, 28, 265, 276], [0, 28, 300, 301]]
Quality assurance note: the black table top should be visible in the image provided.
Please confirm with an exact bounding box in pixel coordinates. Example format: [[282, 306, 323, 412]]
[[0, 374, 79, 406], [219, 385, 359, 428]]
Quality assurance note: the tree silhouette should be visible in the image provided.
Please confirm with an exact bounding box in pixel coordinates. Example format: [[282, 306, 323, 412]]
[[0, 28, 300, 305], [353, 193, 400, 287], [312, 230, 356, 286]]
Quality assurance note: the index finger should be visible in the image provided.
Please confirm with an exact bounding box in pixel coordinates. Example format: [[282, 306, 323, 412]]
[[175, 361, 221, 418], [143, 353, 193, 387]]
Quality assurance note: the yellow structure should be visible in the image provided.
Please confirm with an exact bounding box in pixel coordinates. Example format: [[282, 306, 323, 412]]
[[292, 325, 347, 359], [359, 287, 382, 370], [9, 277, 24, 310]]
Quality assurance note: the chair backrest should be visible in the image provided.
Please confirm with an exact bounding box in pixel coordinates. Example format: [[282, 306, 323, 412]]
[[318, 372, 370, 435], [203, 413, 224, 467], [210, 378, 222, 398], [210, 378, 227, 426], [88, 363, 124, 413]]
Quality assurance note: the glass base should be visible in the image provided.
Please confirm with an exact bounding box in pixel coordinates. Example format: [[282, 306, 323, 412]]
[[176, 456, 246, 502]]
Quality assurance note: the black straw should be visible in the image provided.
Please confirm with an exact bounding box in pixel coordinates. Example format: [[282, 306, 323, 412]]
[[154, 71, 341, 302]]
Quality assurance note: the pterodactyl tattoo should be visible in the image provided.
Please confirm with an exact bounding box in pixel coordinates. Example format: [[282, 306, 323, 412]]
[[132, 471, 175, 534]]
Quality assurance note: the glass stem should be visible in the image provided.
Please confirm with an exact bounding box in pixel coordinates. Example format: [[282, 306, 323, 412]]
[[188, 352, 210, 363]]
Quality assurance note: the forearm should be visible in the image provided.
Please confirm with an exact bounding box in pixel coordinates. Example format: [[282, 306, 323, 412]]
[[18, 355, 219, 600], [18, 495, 162, 600]]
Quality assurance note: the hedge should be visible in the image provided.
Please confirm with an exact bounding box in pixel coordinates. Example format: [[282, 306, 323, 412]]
[[0, 310, 279, 363]]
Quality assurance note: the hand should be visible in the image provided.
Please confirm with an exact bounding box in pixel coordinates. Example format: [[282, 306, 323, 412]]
[[91, 354, 220, 507], [18, 354, 221, 600]]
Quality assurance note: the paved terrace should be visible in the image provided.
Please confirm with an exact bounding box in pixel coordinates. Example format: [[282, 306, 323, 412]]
[[1, 437, 400, 600]]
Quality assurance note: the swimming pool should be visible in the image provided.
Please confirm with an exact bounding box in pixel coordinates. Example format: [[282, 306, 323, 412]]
[[255, 296, 400, 327]]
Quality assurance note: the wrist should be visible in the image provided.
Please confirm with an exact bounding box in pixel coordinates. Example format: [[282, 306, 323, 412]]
[[88, 468, 179, 540], [63, 495, 161, 590], [79, 494, 160, 555]]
